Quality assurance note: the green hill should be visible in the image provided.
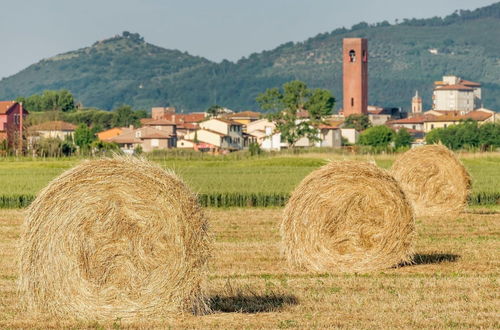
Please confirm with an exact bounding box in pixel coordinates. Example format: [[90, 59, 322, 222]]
[[1, 3, 499, 112]]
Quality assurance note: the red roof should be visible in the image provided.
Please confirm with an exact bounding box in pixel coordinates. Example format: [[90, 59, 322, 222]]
[[30, 121, 76, 131], [387, 116, 426, 125], [423, 111, 492, 123], [460, 79, 481, 87], [0, 101, 17, 114], [436, 84, 473, 91], [141, 118, 176, 126], [163, 112, 206, 123], [176, 122, 198, 130], [462, 111, 493, 121], [109, 127, 173, 144]]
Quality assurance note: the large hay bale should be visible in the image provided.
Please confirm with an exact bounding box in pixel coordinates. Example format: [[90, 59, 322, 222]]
[[19, 157, 210, 320], [281, 161, 415, 273], [391, 145, 471, 217]]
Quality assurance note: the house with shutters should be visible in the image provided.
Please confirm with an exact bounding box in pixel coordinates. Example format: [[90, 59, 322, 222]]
[[182, 118, 244, 151]]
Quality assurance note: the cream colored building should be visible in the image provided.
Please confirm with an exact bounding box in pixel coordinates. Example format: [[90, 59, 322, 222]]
[[29, 121, 76, 140], [109, 126, 175, 153], [423, 109, 496, 133], [197, 118, 244, 150], [432, 76, 481, 112]]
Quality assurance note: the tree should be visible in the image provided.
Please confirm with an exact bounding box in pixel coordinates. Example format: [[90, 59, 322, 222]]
[[394, 128, 412, 149], [359, 125, 394, 148], [479, 122, 500, 151], [16, 89, 75, 112], [426, 121, 500, 150], [256, 80, 335, 147], [343, 114, 371, 131], [74, 124, 96, 151], [206, 105, 224, 118], [112, 105, 142, 127]]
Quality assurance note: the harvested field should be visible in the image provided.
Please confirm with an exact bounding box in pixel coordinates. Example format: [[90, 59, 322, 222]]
[[1, 208, 498, 328]]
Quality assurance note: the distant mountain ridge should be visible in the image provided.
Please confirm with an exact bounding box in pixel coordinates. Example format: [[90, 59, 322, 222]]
[[0, 3, 499, 112]]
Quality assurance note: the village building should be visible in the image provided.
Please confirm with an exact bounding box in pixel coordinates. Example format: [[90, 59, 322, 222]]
[[182, 118, 244, 151], [387, 108, 497, 134], [0, 101, 28, 148], [97, 127, 133, 141], [432, 75, 482, 113], [29, 121, 76, 140], [224, 111, 261, 125], [340, 128, 360, 145], [140, 118, 176, 136], [109, 126, 176, 153], [151, 107, 176, 119]]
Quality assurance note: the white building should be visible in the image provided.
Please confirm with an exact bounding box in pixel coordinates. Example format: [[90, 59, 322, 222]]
[[340, 128, 360, 145], [432, 75, 482, 113], [183, 118, 244, 150]]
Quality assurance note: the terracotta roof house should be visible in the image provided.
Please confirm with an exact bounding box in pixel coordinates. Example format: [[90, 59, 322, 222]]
[[97, 127, 133, 141], [433, 75, 482, 112], [0, 101, 29, 147], [140, 118, 176, 137], [422, 109, 496, 133], [29, 121, 76, 140], [109, 126, 176, 154]]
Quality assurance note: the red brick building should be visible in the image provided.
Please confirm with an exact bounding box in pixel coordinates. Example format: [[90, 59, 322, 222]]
[[343, 38, 368, 116], [0, 101, 28, 148]]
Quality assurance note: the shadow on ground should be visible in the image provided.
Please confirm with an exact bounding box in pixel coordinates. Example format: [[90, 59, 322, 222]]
[[399, 253, 460, 267], [210, 293, 298, 313]]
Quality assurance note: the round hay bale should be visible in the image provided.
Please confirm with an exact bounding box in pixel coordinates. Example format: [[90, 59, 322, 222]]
[[19, 157, 210, 320], [391, 145, 471, 217], [281, 161, 415, 273]]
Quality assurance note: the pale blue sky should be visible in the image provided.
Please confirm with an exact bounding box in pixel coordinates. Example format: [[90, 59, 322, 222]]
[[0, 0, 496, 78]]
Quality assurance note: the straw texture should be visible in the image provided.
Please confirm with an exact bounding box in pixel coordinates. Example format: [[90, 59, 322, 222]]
[[391, 145, 471, 217], [19, 157, 210, 320], [281, 161, 415, 273]]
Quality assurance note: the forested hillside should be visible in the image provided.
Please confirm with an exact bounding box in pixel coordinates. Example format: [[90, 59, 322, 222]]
[[0, 3, 499, 112]]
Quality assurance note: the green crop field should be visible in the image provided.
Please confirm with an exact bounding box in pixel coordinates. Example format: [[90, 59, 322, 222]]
[[0, 153, 499, 208]]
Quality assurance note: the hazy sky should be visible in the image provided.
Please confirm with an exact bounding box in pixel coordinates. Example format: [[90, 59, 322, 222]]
[[0, 0, 496, 78]]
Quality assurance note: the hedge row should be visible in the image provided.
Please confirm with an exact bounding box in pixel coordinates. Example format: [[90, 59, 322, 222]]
[[0, 192, 497, 209]]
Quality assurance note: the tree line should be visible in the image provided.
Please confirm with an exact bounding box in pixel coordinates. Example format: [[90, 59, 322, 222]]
[[425, 120, 500, 151]]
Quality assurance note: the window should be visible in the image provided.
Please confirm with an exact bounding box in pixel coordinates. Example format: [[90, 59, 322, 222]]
[[349, 50, 356, 62], [444, 124, 447, 128], [431, 124, 434, 129], [135, 130, 142, 138], [412, 125, 416, 130], [351, 98, 354, 107]]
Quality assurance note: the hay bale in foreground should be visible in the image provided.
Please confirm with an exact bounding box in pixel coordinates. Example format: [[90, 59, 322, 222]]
[[391, 145, 471, 217], [281, 161, 415, 273], [19, 157, 210, 320]]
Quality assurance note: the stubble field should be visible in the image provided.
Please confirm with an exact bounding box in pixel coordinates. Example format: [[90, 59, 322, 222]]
[[0, 207, 498, 328]]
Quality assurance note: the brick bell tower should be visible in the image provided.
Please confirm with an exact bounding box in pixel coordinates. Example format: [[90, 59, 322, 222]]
[[343, 38, 368, 116]]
